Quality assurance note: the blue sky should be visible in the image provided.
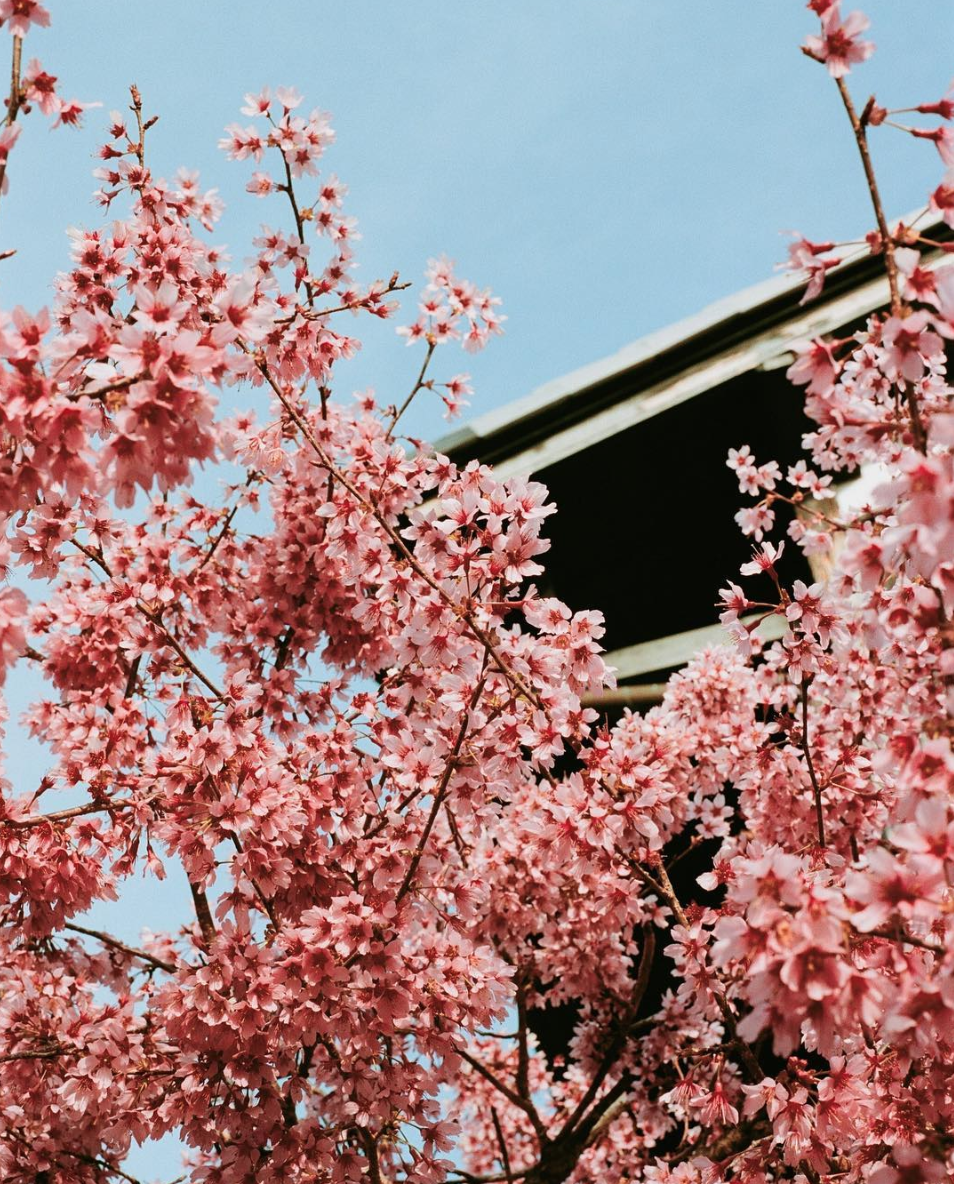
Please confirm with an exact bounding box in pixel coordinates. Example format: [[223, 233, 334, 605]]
[[3, 3, 953, 1179], [5, 1, 954, 445]]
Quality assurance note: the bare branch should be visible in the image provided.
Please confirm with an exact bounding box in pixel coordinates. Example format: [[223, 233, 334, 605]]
[[64, 921, 176, 974]]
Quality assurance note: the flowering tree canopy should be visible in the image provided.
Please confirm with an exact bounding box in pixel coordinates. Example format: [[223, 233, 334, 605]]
[[1, 3, 953, 1182]]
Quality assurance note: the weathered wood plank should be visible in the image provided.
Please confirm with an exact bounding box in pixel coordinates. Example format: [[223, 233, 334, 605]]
[[604, 613, 787, 680]]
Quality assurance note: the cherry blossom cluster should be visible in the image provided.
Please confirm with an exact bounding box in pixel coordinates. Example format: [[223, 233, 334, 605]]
[[1, 3, 954, 1184]]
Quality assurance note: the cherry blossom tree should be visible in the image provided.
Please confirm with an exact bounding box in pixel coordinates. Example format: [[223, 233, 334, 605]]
[[1, 3, 953, 1182]]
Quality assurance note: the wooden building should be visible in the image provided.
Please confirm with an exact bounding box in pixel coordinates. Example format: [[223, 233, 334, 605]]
[[436, 216, 954, 706]]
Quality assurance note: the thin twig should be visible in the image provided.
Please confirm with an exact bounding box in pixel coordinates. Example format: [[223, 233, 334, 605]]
[[64, 921, 176, 974], [515, 980, 532, 1104], [193, 472, 254, 574], [1, 797, 142, 828], [834, 77, 927, 452], [68, 372, 144, 404], [278, 276, 412, 323], [0, 34, 22, 203], [456, 1046, 549, 1145], [188, 880, 217, 946], [278, 153, 315, 306], [491, 1107, 515, 1184], [130, 84, 145, 168], [862, 925, 943, 955], [387, 338, 436, 439], [834, 79, 900, 311], [800, 677, 827, 848], [395, 662, 489, 903], [0, 1047, 69, 1063], [557, 928, 654, 1140], [625, 853, 765, 1083]]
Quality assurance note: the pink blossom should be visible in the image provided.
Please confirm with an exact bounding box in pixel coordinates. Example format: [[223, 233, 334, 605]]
[[22, 56, 56, 114], [782, 235, 840, 302], [929, 172, 954, 228], [870, 1146, 948, 1184], [0, 585, 27, 682], [735, 503, 776, 541], [240, 87, 272, 116], [0, 13, 951, 1184], [803, 7, 875, 78], [879, 311, 944, 382], [693, 1082, 739, 1128], [786, 339, 838, 396], [739, 540, 785, 577], [910, 124, 954, 167], [245, 169, 274, 196], [845, 846, 944, 931], [895, 247, 938, 304], [51, 96, 101, 128], [0, 0, 49, 38]]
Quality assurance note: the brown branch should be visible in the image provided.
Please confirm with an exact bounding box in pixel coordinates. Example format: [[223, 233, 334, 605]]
[[834, 78, 900, 311], [188, 880, 217, 946], [862, 925, 944, 955], [1, 796, 142, 828], [444, 802, 470, 865], [130, 84, 145, 169], [0, 34, 22, 204], [456, 1046, 549, 1145], [0, 1047, 70, 1063], [571, 1071, 632, 1147], [834, 77, 926, 453], [277, 154, 315, 307], [515, 980, 532, 1104], [625, 854, 764, 1083], [194, 498, 244, 573], [395, 664, 489, 904], [364, 777, 431, 840], [581, 684, 666, 710], [359, 1129, 383, 1184], [194, 504, 239, 573], [228, 832, 278, 930], [63, 1149, 160, 1184], [491, 1107, 515, 1184], [557, 927, 655, 1140], [64, 921, 176, 974], [387, 338, 436, 439], [450, 1172, 530, 1184], [519, 1074, 634, 1184], [136, 601, 226, 701], [450, 1173, 528, 1184], [278, 275, 412, 323], [669, 1117, 772, 1167], [123, 653, 142, 699], [68, 372, 144, 404], [800, 677, 827, 848]]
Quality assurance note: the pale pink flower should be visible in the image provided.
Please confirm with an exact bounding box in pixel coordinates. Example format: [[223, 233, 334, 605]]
[[51, 97, 101, 129], [22, 57, 56, 114], [880, 312, 944, 383], [0, 0, 50, 37], [803, 7, 875, 78]]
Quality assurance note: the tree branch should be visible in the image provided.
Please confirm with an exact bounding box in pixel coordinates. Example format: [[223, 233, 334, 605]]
[[834, 76, 926, 453], [800, 677, 827, 848], [0, 34, 22, 205], [64, 921, 176, 974]]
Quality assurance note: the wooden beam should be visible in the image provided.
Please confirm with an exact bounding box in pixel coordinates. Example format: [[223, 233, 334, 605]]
[[485, 277, 893, 478], [582, 684, 667, 710], [604, 614, 786, 681]]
